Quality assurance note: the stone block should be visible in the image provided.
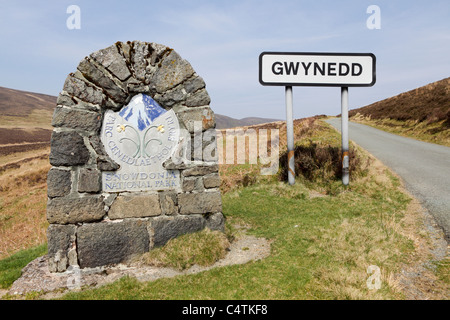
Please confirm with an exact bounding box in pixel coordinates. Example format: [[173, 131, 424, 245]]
[[71, 97, 102, 112], [47, 168, 72, 198], [151, 50, 195, 93], [182, 176, 204, 192], [159, 191, 178, 215], [97, 156, 121, 171], [91, 44, 132, 81], [108, 194, 161, 219], [47, 196, 105, 224], [77, 58, 128, 104], [148, 42, 171, 67], [203, 173, 221, 189], [52, 106, 102, 132], [116, 41, 132, 63], [49, 131, 91, 166], [178, 191, 222, 214], [177, 106, 215, 133], [185, 88, 211, 107], [56, 93, 76, 107], [184, 76, 205, 94], [155, 86, 187, 107], [182, 177, 196, 192], [88, 136, 120, 171], [62, 74, 104, 105], [77, 220, 150, 268], [78, 168, 101, 193], [151, 215, 205, 247], [47, 224, 77, 272], [182, 164, 219, 177], [206, 212, 226, 232]]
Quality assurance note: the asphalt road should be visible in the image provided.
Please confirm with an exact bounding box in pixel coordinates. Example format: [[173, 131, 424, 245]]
[[326, 118, 450, 242]]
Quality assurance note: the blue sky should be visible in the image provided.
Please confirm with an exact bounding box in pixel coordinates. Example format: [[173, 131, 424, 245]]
[[0, 0, 449, 120]]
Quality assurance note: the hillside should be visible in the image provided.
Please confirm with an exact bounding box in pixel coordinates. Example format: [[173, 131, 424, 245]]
[[0, 86, 279, 134], [215, 114, 282, 129], [0, 87, 56, 117], [0, 87, 55, 131], [349, 77, 450, 124], [348, 77, 450, 146], [0, 87, 53, 165]]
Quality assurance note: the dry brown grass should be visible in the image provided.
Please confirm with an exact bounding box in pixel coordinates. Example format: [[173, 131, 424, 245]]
[[0, 147, 50, 167], [306, 215, 404, 299], [0, 127, 52, 145], [0, 156, 50, 259], [390, 184, 449, 299]]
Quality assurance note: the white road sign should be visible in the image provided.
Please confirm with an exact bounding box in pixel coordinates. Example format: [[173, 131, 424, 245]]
[[259, 52, 376, 87]]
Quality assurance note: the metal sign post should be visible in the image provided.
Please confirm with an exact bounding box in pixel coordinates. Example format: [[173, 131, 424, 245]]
[[341, 87, 349, 185], [259, 52, 376, 186], [285, 86, 295, 185]]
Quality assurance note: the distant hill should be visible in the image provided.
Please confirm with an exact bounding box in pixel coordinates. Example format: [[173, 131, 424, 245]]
[[215, 114, 282, 129], [0, 86, 56, 116], [0, 86, 281, 132], [347, 77, 450, 147], [0, 86, 56, 131], [349, 77, 450, 126]]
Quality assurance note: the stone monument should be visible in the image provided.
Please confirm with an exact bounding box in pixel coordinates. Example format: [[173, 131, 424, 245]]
[[46, 41, 225, 272]]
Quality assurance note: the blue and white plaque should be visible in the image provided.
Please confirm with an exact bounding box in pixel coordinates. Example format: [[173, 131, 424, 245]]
[[101, 94, 180, 192]]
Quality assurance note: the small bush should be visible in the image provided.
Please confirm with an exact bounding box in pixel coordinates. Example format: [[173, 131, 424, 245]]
[[278, 142, 368, 183]]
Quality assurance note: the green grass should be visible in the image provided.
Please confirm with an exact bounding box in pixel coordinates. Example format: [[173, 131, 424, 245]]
[[57, 173, 413, 300], [0, 244, 47, 289], [55, 120, 424, 300], [133, 229, 230, 270], [1, 117, 447, 300]]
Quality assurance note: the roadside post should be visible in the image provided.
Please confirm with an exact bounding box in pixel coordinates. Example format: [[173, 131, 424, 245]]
[[259, 52, 376, 185], [285, 86, 295, 185], [341, 86, 349, 185]]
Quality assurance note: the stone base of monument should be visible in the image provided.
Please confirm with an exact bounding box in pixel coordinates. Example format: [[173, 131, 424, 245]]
[[7, 234, 270, 297], [46, 41, 225, 272], [48, 207, 225, 271]]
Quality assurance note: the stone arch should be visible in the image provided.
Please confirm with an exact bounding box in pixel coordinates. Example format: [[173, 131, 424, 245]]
[[47, 41, 224, 272]]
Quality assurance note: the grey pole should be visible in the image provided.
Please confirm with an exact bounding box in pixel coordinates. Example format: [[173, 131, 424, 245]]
[[341, 87, 349, 185], [285, 86, 295, 185]]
